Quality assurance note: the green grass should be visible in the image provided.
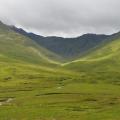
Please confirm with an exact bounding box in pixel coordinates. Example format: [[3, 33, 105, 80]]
[[0, 56, 120, 120], [0, 61, 120, 120]]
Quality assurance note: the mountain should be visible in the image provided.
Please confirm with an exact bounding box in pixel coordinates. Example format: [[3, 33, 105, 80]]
[[0, 21, 62, 66], [1, 21, 120, 120], [63, 32, 120, 72], [11, 26, 110, 61], [60, 31, 120, 85]]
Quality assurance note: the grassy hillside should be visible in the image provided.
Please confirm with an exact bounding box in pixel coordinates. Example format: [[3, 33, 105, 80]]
[[62, 32, 120, 85], [63, 32, 120, 71], [1, 56, 120, 120], [0, 21, 63, 65]]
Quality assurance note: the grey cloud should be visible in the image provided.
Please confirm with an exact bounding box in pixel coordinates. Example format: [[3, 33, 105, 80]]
[[0, 0, 120, 37]]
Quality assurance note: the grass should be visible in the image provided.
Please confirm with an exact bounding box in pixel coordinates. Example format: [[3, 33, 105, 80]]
[[0, 60, 120, 120]]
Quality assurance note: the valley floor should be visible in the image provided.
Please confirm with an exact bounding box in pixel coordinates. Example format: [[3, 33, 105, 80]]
[[0, 62, 120, 120]]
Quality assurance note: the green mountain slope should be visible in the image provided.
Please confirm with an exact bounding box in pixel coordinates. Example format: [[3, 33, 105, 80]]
[[62, 32, 120, 85], [0, 21, 62, 65], [63, 32, 120, 71]]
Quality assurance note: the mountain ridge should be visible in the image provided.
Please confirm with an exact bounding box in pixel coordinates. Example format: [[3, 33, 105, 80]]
[[63, 31, 120, 72], [11, 26, 111, 61], [1, 21, 120, 65], [0, 21, 62, 66]]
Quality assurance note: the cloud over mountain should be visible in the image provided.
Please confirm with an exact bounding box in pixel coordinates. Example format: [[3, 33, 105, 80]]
[[0, 0, 120, 37]]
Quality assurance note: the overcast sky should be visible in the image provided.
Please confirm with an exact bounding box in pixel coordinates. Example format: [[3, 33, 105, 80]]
[[0, 0, 120, 37]]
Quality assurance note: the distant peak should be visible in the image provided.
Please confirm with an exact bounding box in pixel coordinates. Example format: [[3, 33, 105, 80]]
[[0, 20, 3, 23]]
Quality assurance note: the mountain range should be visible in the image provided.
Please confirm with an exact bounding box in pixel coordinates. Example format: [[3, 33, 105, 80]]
[[0, 20, 119, 67], [1, 20, 120, 120], [11, 26, 112, 61]]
